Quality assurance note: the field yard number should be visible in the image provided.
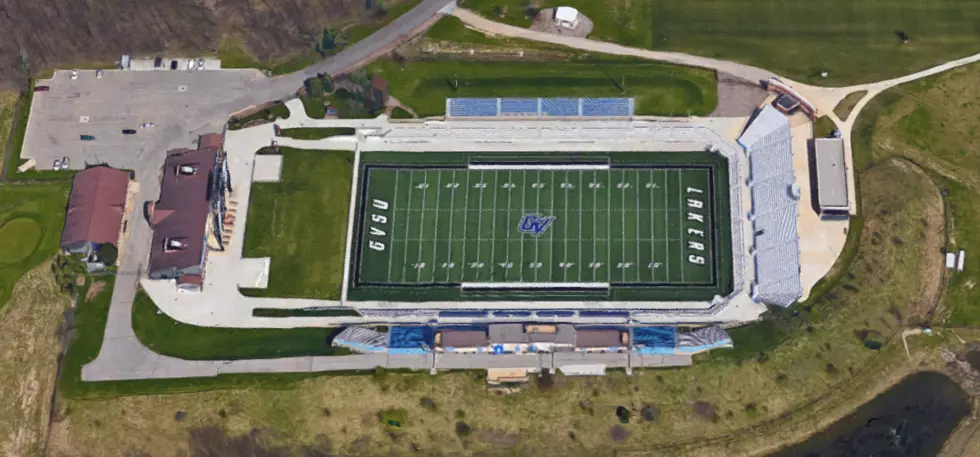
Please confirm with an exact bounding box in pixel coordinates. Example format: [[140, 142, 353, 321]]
[[685, 187, 707, 266], [367, 199, 389, 252]]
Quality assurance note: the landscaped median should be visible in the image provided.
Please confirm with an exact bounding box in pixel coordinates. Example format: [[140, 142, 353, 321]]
[[276, 127, 355, 140]]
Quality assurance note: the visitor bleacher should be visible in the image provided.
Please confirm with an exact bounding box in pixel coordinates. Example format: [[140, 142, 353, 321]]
[[446, 97, 634, 117]]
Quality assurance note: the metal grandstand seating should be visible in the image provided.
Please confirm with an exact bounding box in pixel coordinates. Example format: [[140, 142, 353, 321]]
[[540, 98, 580, 116], [676, 326, 733, 353], [500, 98, 538, 116], [582, 98, 633, 117], [740, 105, 802, 307], [332, 327, 388, 352], [446, 97, 634, 118], [448, 98, 498, 117]]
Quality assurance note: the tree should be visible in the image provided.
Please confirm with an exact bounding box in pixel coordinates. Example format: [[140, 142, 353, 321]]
[[308, 77, 325, 100], [321, 28, 337, 53], [97, 243, 119, 265], [320, 73, 334, 93]]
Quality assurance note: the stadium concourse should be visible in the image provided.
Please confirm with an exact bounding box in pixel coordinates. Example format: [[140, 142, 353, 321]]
[[140, 95, 848, 335]]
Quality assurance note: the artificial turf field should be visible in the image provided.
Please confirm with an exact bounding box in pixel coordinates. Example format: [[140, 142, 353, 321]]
[[350, 152, 733, 302]]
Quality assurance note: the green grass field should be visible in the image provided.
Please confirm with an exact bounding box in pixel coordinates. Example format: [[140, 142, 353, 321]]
[[358, 167, 715, 285], [241, 148, 353, 299], [0, 183, 70, 310], [351, 151, 731, 301], [367, 59, 717, 117], [463, 0, 980, 85]]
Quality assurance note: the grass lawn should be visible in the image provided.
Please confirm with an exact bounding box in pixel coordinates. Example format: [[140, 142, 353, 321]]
[[278, 127, 355, 140], [0, 183, 71, 310], [242, 148, 353, 299], [343, 0, 423, 45], [367, 59, 717, 117], [813, 116, 837, 138], [833, 91, 867, 121], [0, 261, 72, 457], [390, 106, 414, 119], [463, 0, 980, 85], [849, 61, 980, 325], [131, 291, 349, 359], [252, 308, 360, 317], [228, 103, 290, 130]]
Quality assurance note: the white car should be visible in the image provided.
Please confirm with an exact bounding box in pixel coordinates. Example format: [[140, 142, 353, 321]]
[[70, 70, 78, 80], [139, 122, 154, 129], [197, 58, 205, 70], [187, 59, 194, 70], [96, 69, 103, 79], [52, 158, 62, 169], [61, 157, 70, 170]]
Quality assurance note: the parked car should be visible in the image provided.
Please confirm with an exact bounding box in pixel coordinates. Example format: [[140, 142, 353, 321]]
[[139, 122, 154, 128], [96, 69, 103, 78], [33, 86, 50, 92], [52, 158, 62, 169], [80, 134, 95, 141], [154, 56, 163, 68], [170, 60, 178, 70], [186, 59, 194, 70], [122, 129, 137, 135], [70, 70, 78, 80], [197, 58, 205, 70], [61, 157, 70, 170]]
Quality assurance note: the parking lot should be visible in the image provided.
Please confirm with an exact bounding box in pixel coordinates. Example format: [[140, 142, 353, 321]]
[[23, 68, 267, 171]]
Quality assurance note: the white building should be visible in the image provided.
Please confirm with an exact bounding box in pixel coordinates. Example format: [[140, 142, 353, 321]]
[[554, 6, 580, 29]]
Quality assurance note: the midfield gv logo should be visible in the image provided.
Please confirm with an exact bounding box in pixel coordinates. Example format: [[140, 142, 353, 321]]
[[518, 214, 555, 236]]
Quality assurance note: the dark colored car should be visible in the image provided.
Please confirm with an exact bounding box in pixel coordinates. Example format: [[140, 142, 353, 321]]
[[154, 57, 163, 68], [122, 129, 137, 135], [170, 60, 178, 70], [33, 86, 50, 92], [80, 135, 95, 141]]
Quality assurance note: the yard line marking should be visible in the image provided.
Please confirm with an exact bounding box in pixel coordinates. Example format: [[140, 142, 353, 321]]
[[430, 170, 443, 279], [592, 170, 597, 282], [664, 169, 670, 283], [500, 170, 512, 280], [444, 170, 457, 283], [457, 170, 472, 283], [578, 171, 583, 283], [401, 170, 414, 283], [520, 170, 528, 282], [621, 169, 627, 284], [386, 170, 400, 283], [534, 170, 541, 282], [678, 169, 685, 284], [636, 169, 641, 283], [649, 169, 655, 283], [607, 169, 612, 283], [549, 170, 556, 282], [415, 170, 428, 283], [475, 171, 486, 281], [562, 171, 569, 283]]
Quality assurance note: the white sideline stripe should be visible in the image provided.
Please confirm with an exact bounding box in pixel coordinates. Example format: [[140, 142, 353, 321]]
[[460, 282, 610, 289], [468, 164, 611, 170]]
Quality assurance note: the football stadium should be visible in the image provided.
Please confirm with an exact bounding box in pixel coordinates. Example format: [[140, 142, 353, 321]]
[[336, 96, 789, 326]]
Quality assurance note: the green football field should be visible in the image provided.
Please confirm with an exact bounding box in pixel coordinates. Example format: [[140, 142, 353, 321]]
[[354, 166, 718, 287]]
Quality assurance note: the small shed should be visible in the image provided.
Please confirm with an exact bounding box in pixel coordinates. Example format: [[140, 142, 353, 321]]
[[554, 7, 580, 29], [813, 138, 850, 218]]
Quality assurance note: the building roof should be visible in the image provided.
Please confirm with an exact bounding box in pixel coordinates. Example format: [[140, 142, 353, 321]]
[[814, 138, 849, 211], [554, 6, 579, 23], [489, 324, 576, 345], [147, 147, 219, 275], [575, 329, 625, 348], [61, 166, 129, 248], [438, 330, 488, 348], [198, 133, 224, 150]]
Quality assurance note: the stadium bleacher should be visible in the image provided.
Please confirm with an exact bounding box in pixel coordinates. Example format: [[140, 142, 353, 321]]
[[446, 97, 634, 118], [739, 105, 803, 307]]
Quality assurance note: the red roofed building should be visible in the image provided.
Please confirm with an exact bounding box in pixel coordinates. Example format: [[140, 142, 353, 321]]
[[146, 134, 231, 292], [61, 166, 130, 257]]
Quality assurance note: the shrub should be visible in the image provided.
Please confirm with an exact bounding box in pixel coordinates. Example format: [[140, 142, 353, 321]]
[[455, 421, 472, 437], [379, 408, 407, 428], [97, 243, 118, 265], [615, 406, 631, 424]]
